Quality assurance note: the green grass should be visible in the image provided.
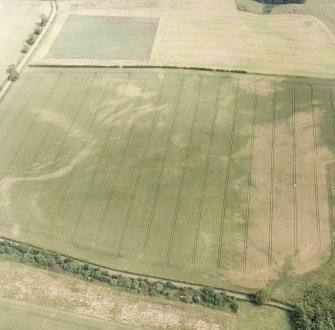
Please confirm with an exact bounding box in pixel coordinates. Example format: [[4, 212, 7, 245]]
[[0, 297, 143, 330], [47, 15, 159, 61], [0, 67, 333, 291]]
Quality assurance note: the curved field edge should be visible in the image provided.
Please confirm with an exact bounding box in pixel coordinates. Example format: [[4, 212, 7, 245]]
[[267, 162, 335, 305]]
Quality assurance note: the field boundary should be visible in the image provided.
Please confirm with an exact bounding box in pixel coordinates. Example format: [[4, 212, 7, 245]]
[[29, 63, 335, 81], [0, 236, 295, 312]]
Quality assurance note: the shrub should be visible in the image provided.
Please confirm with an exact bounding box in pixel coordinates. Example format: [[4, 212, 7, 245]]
[[26, 33, 37, 45], [253, 289, 270, 305], [34, 26, 42, 35], [40, 14, 48, 27], [230, 302, 239, 313]]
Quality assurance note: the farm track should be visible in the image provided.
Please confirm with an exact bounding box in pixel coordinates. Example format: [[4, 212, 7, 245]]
[[242, 84, 258, 274], [165, 76, 203, 266], [217, 80, 239, 271], [191, 78, 222, 264], [117, 75, 167, 257], [94, 80, 149, 246], [141, 76, 185, 258], [69, 74, 131, 243]]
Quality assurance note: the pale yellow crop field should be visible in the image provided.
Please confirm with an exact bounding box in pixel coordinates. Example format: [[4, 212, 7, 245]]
[[34, 0, 335, 79], [0, 0, 49, 83]]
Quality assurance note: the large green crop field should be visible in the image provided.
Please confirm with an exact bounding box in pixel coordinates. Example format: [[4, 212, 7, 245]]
[[0, 67, 333, 288]]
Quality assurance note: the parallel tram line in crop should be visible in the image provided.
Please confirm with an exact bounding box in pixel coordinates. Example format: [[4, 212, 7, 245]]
[[28, 73, 97, 230], [15, 75, 79, 199], [48, 78, 113, 234], [192, 78, 222, 264], [94, 80, 149, 246], [69, 74, 131, 244], [268, 88, 276, 275], [292, 85, 298, 258], [297, 86, 322, 265], [141, 76, 185, 258], [165, 76, 203, 266], [242, 83, 258, 274], [117, 74, 167, 257], [2, 73, 62, 174], [217, 80, 240, 272], [0, 73, 33, 126], [0, 74, 47, 152]]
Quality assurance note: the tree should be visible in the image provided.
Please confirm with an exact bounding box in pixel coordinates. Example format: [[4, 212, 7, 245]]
[[7, 64, 19, 82], [26, 33, 37, 45], [40, 14, 48, 27], [34, 26, 42, 35], [21, 45, 29, 53], [230, 302, 239, 313], [253, 289, 270, 305]]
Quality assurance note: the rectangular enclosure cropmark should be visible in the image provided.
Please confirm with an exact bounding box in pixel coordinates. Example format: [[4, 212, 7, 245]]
[[47, 15, 159, 61]]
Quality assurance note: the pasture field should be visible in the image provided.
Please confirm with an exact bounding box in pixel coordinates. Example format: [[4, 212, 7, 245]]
[[0, 297, 140, 330], [47, 15, 159, 61], [33, 0, 335, 78], [0, 259, 292, 330], [0, 67, 333, 289], [0, 0, 49, 83]]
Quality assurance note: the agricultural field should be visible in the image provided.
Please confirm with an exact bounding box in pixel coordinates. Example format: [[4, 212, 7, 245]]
[[0, 297, 139, 330], [0, 0, 49, 83], [0, 67, 333, 289], [0, 259, 292, 330], [33, 0, 335, 78]]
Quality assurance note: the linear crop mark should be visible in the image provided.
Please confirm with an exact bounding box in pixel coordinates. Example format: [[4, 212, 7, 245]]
[[165, 76, 203, 266], [217, 80, 240, 271], [15, 75, 78, 199], [192, 78, 222, 264], [141, 76, 185, 258], [48, 78, 113, 234], [242, 83, 258, 273], [94, 81, 149, 246], [117, 75, 167, 257], [268, 88, 276, 275], [69, 74, 131, 243]]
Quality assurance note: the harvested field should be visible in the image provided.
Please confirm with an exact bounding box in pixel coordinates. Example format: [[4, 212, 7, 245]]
[[33, 0, 335, 78], [0, 67, 332, 288], [0, 0, 49, 82]]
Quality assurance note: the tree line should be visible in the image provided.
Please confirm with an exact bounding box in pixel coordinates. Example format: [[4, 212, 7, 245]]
[[0, 239, 239, 313], [255, 0, 305, 4]]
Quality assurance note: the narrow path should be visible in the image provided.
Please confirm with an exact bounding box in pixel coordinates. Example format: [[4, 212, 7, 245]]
[[0, 0, 57, 100], [83, 261, 295, 312]]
